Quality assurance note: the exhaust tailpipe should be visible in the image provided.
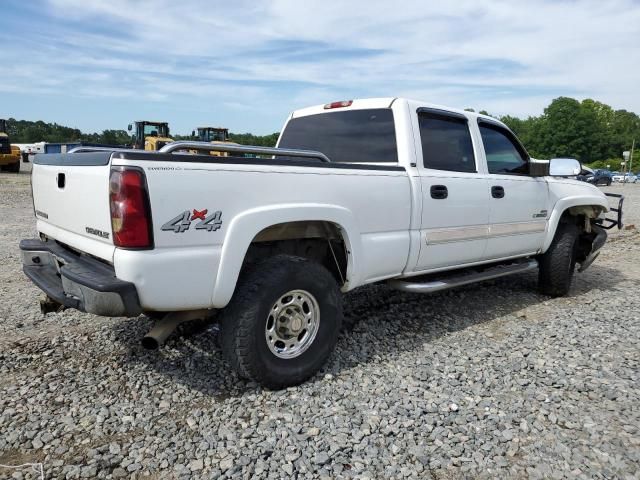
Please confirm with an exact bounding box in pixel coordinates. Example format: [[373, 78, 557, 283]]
[[141, 310, 209, 350]]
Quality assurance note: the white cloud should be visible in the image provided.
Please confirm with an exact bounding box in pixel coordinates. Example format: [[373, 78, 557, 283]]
[[2, 0, 639, 133]]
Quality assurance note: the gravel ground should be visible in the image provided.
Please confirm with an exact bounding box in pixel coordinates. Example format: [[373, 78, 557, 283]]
[[1, 163, 639, 479]]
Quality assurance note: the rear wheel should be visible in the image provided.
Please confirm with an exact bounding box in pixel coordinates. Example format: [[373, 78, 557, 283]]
[[538, 223, 580, 297], [220, 254, 342, 389]]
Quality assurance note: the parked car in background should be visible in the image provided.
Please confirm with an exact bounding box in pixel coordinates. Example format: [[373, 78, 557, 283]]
[[612, 172, 637, 183], [591, 169, 613, 186], [578, 167, 612, 186], [576, 166, 594, 182]]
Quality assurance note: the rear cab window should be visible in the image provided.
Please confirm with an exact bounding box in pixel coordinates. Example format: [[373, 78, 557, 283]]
[[278, 109, 398, 163], [417, 109, 476, 173]]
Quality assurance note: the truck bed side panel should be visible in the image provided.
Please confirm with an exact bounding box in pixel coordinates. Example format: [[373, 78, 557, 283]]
[[112, 158, 411, 309]]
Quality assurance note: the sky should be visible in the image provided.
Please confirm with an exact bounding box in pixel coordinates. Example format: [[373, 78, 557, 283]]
[[1, 0, 639, 135]]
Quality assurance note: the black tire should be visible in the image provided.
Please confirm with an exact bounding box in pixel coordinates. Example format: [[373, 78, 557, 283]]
[[220, 254, 342, 389], [7, 161, 20, 173], [538, 223, 580, 297]]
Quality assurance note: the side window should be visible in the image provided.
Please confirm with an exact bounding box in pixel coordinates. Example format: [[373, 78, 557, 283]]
[[479, 124, 529, 175], [418, 113, 476, 173]]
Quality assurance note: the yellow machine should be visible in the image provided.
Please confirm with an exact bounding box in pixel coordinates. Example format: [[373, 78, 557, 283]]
[[128, 121, 173, 151], [192, 127, 236, 156], [0, 119, 21, 173]]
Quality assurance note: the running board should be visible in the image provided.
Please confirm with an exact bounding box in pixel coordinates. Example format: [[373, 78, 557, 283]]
[[388, 259, 539, 294]]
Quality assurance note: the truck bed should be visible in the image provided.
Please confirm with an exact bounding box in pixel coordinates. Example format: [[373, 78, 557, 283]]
[[31, 150, 413, 310]]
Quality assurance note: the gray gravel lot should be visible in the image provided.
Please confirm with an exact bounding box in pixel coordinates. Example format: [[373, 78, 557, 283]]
[[1, 163, 639, 479]]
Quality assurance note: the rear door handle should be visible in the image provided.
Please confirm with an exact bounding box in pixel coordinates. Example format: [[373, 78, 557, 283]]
[[430, 185, 448, 199], [491, 186, 504, 199]]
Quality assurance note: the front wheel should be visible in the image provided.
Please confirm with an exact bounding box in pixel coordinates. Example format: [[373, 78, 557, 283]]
[[538, 223, 579, 297], [220, 254, 342, 389]]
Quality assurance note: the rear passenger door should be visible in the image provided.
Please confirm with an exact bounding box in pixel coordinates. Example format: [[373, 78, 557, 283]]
[[477, 120, 549, 259], [413, 108, 490, 271]]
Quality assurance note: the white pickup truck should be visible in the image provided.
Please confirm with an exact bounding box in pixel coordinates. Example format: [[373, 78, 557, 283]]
[[20, 98, 624, 388]]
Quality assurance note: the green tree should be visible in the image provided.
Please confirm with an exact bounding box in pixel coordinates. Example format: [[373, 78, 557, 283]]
[[229, 132, 279, 147]]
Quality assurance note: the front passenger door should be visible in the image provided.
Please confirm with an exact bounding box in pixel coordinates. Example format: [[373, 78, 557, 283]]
[[478, 121, 549, 259]]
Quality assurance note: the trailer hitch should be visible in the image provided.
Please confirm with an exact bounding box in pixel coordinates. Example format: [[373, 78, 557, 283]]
[[40, 295, 66, 314]]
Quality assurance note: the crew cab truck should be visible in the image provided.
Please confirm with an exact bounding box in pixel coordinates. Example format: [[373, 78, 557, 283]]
[[20, 98, 623, 388]]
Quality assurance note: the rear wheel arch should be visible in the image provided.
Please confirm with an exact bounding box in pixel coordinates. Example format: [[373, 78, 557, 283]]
[[242, 220, 350, 287], [211, 206, 362, 307]]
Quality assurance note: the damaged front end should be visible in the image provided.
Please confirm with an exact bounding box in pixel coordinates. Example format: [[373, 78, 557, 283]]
[[573, 193, 624, 272]]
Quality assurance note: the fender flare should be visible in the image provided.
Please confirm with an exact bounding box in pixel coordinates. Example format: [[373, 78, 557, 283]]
[[211, 203, 361, 307], [543, 195, 608, 252]]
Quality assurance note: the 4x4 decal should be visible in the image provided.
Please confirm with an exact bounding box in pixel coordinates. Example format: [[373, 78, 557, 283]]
[[161, 209, 223, 233]]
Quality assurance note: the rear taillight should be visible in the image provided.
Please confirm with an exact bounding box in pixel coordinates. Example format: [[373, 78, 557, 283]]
[[109, 167, 153, 249], [324, 100, 353, 109]]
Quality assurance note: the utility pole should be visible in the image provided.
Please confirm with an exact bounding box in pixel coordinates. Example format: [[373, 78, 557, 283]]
[[630, 138, 635, 174]]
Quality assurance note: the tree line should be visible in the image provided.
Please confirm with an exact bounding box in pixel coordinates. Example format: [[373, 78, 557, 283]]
[[495, 97, 639, 170], [4, 96, 639, 169], [3, 119, 281, 149]]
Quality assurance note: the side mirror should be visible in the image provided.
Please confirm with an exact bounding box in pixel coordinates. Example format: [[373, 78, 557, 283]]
[[127, 124, 132, 132], [191, 130, 196, 138], [549, 158, 581, 177]]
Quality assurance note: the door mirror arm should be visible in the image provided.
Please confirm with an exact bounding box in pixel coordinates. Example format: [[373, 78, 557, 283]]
[[529, 158, 550, 177]]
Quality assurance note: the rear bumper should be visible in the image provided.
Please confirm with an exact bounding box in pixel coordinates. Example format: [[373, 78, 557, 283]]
[[20, 238, 142, 317]]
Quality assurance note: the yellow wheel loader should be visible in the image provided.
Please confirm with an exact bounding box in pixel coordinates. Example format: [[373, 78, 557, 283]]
[[0, 119, 21, 173], [128, 121, 173, 151], [191, 127, 236, 156]]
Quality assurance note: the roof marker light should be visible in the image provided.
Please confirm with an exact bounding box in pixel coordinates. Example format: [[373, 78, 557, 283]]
[[324, 100, 353, 109]]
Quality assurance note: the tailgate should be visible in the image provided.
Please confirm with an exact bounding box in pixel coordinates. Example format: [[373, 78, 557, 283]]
[[32, 152, 115, 262]]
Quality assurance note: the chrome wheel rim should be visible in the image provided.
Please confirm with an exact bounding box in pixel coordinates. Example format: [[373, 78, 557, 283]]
[[265, 289, 320, 359]]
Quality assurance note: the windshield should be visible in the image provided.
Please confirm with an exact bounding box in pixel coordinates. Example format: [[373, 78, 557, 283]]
[[200, 129, 228, 142], [143, 123, 169, 137]]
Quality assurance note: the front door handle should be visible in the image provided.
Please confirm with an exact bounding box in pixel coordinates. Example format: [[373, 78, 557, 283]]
[[491, 186, 504, 198], [430, 185, 448, 199]]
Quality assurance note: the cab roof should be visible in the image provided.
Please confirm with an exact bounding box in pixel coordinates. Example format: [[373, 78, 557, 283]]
[[289, 97, 505, 128]]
